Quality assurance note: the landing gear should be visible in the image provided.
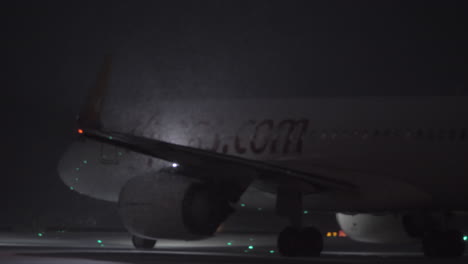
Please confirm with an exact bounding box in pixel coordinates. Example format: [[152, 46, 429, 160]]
[[422, 230, 465, 258], [275, 184, 323, 257], [278, 227, 299, 257], [132, 235, 156, 249], [277, 226, 323, 257], [403, 212, 466, 258]]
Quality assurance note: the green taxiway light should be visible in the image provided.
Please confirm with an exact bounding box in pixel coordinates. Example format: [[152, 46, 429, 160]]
[[248, 245, 254, 250], [464, 236, 467, 241], [227, 242, 232, 246], [83, 160, 88, 164], [97, 240, 102, 244], [304, 210, 309, 214], [70, 186, 74, 191], [240, 203, 246, 207], [244, 250, 249, 253], [108, 136, 113, 140], [75, 168, 80, 171], [37, 233, 43, 237], [269, 250, 275, 254]]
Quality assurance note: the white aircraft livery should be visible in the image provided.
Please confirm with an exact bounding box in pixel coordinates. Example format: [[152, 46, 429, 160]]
[[58, 57, 467, 257]]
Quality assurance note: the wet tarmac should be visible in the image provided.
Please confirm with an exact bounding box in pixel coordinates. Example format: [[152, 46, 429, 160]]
[[0, 231, 466, 264]]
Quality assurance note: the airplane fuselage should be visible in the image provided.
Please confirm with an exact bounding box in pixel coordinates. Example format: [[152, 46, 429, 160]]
[[58, 97, 468, 211]]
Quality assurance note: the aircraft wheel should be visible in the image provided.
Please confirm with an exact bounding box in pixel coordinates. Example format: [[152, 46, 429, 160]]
[[296, 226, 323, 257], [132, 235, 156, 249], [278, 226, 300, 257], [422, 229, 465, 258], [277, 226, 323, 257]]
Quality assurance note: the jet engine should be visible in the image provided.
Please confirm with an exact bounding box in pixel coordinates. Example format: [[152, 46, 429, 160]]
[[118, 171, 234, 240], [336, 213, 417, 243]]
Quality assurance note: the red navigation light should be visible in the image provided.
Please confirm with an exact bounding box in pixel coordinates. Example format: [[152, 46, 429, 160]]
[[78, 129, 84, 134], [339, 230, 347, 237]]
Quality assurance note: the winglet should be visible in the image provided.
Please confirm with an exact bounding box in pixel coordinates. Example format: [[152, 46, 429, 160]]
[[77, 55, 112, 130]]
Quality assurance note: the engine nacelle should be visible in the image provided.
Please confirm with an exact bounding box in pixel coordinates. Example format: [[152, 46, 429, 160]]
[[118, 171, 234, 240], [336, 213, 417, 244]]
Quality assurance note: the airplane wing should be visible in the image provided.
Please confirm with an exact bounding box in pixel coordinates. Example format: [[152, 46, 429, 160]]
[[76, 56, 357, 195], [80, 127, 357, 194]]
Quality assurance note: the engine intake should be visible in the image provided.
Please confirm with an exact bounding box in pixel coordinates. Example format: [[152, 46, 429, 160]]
[[118, 171, 233, 240]]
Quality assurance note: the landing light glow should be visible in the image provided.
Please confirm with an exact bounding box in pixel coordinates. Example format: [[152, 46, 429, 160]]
[[172, 163, 179, 168]]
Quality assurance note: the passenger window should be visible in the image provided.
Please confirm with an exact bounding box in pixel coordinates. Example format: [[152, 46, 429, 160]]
[[320, 131, 328, 140], [361, 130, 369, 139], [416, 129, 424, 139], [383, 129, 391, 137], [438, 129, 446, 141], [426, 129, 435, 140], [353, 130, 360, 137], [341, 130, 351, 138], [460, 128, 466, 141], [373, 129, 380, 137], [309, 130, 317, 140], [404, 130, 413, 139], [448, 129, 457, 141]]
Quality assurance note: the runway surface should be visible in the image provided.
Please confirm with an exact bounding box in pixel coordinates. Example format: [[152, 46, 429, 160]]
[[0, 231, 466, 264]]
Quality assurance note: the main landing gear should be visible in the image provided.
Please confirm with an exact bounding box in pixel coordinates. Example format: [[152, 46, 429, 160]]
[[278, 226, 323, 257], [132, 235, 157, 249], [404, 212, 466, 258], [276, 185, 324, 257], [422, 229, 465, 258]]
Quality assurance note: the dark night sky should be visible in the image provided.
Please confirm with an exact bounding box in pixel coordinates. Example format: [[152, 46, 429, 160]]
[[3, 1, 467, 228]]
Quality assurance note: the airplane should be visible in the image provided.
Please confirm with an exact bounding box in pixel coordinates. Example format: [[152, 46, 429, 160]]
[[58, 56, 467, 257]]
